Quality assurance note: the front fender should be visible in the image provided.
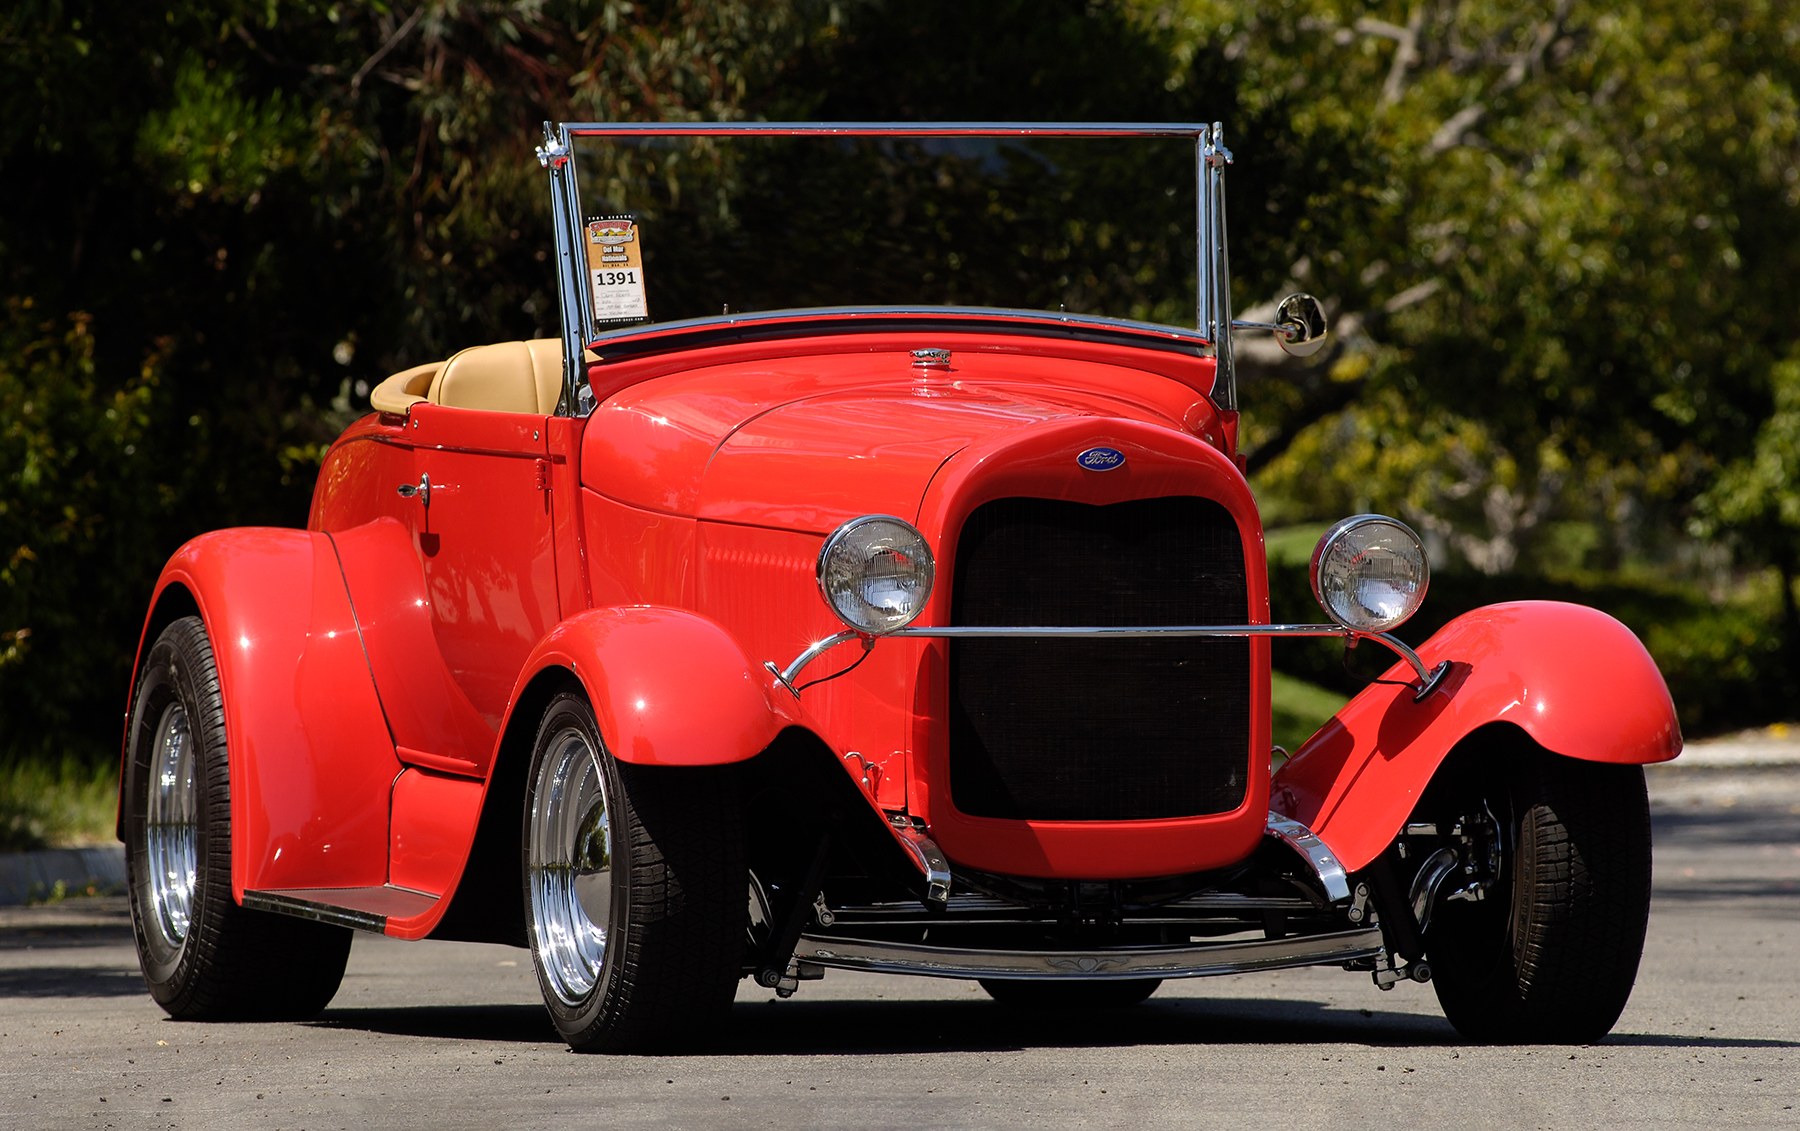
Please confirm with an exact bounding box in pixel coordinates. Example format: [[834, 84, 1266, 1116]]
[[122, 529, 400, 897], [509, 606, 792, 765], [1272, 601, 1681, 873]]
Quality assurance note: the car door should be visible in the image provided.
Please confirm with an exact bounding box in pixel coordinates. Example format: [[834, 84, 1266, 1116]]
[[324, 402, 562, 780], [397, 404, 561, 769]]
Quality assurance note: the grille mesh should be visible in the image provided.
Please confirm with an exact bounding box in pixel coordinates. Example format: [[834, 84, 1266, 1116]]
[[948, 496, 1250, 821]]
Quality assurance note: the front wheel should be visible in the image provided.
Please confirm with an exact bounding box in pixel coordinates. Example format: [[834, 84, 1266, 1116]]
[[522, 691, 745, 1052], [1424, 742, 1652, 1043], [122, 616, 352, 1020]]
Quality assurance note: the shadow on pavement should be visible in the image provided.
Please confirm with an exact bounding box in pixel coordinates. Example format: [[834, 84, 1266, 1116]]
[[0, 965, 146, 999], [1652, 809, 1800, 851], [308, 1004, 556, 1044], [302, 992, 1799, 1054], [308, 994, 1456, 1052]]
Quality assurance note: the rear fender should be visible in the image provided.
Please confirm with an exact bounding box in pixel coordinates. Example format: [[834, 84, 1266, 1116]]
[[1272, 601, 1681, 873], [120, 530, 401, 898], [507, 606, 793, 766]]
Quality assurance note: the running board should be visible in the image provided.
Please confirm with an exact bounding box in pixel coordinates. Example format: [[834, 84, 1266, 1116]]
[[243, 885, 439, 934], [793, 927, 1383, 981]]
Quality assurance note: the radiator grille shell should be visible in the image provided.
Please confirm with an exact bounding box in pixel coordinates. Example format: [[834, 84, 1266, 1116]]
[[948, 496, 1251, 822]]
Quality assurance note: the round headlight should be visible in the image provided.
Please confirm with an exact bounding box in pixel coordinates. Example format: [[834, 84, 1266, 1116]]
[[817, 516, 936, 635], [1310, 515, 1430, 633]]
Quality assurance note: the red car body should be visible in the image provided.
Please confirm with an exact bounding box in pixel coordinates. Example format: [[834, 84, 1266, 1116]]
[[119, 124, 1680, 1051]]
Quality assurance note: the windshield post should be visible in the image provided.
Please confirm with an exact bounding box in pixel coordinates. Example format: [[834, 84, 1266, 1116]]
[[537, 122, 597, 416], [1198, 123, 1236, 413]]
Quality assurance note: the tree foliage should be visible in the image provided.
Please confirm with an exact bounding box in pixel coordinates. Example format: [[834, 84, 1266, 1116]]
[[1, 0, 1795, 763], [0, 0, 840, 760], [0, 0, 1202, 762], [1150, 0, 1799, 585]]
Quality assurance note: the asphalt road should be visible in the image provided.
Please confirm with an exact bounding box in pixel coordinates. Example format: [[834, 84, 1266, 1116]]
[[3, 764, 1795, 1130]]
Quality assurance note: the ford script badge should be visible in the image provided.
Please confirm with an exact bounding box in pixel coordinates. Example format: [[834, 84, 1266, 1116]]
[[1077, 446, 1126, 472]]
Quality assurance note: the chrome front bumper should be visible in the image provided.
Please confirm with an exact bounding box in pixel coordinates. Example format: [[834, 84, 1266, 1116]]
[[793, 927, 1384, 981]]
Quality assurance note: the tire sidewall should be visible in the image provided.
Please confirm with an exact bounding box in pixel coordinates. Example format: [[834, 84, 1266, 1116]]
[[522, 692, 632, 1040], [123, 618, 230, 1008], [1425, 746, 1652, 1042]]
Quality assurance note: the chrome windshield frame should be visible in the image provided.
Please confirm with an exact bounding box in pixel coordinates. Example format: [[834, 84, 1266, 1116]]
[[1198, 123, 1236, 411], [536, 120, 1230, 417]]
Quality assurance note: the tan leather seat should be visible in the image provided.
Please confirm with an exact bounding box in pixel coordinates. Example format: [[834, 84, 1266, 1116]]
[[368, 361, 440, 415], [428, 339, 564, 414]]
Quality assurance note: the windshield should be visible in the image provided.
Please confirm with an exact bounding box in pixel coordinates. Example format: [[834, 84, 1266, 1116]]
[[556, 125, 1204, 339]]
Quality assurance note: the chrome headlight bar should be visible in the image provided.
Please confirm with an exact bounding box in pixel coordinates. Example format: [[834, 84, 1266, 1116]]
[[769, 621, 1445, 700], [771, 512, 1448, 701]]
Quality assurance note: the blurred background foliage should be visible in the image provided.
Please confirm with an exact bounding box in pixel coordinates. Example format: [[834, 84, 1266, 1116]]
[[1, 0, 1796, 793]]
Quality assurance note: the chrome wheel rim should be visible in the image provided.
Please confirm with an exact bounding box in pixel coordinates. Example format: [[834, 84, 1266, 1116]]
[[144, 702, 197, 962], [528, 726, 613, 1006]]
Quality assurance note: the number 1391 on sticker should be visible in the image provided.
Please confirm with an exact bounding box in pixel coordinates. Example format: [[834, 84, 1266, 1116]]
[[592, 267, 648, 322]]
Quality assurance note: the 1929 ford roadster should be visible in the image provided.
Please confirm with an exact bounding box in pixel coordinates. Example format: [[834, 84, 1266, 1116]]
[[120, 123, 1680, 1051]]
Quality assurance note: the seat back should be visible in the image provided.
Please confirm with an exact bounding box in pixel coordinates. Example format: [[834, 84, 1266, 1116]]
[[428, 339, 564, 414]]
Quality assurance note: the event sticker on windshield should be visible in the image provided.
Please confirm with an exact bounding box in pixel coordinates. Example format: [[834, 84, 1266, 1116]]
[[584, 214, 649, 325]]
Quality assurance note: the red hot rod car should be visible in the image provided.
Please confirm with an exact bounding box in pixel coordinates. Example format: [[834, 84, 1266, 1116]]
[[120, 123, 1681, 1051]]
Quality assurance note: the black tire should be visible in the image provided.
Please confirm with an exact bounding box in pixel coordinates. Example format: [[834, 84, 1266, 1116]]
[[122, 616, 352, 1020], [1424, 743, 1652, 1043], [522, 691, 745, 1052], [979, 978, 1162, 1009]]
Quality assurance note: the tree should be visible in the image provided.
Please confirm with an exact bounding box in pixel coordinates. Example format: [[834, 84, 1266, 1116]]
[[1144, 0, 1800, 585], [0, 0, 1207, 764], [0, 0, 839, 762]]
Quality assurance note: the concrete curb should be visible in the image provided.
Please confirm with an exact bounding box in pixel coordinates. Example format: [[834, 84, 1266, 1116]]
[[1667, 725, 1800, 770], [0, 844, 125, 907]]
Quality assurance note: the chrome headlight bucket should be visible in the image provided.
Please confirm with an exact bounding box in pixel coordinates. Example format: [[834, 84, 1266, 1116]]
[[817, 516, 936, 635], [1310, 515, 1430, 633]]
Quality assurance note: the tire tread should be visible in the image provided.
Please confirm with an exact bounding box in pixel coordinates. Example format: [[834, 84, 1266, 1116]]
[[1429, 744, 1651, 1043]]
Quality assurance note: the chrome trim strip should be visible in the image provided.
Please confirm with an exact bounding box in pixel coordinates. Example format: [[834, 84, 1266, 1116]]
[[776, 624, 1435, 688], [793, 928, 1383, 981], [889, 823, 952, 906], [1265, 813, 1352, 904], [823, 889, 1319, 929], [242, 891, 386, 934], [588, 305, 1214, 350], [559, 122, 1214, 139]]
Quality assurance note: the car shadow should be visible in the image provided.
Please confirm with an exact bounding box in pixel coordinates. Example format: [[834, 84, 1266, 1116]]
[[309, 1004, 558, 1044], [0, 965, 149, 999], [305, 994, 1800, 1054], [1652, 879, 1800, 910], [713, 995, 1458, 1054], [1651, 808, 1800, 851]]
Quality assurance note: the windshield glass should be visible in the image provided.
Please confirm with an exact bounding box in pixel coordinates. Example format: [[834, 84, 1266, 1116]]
[[563, 126, 1202, 338]]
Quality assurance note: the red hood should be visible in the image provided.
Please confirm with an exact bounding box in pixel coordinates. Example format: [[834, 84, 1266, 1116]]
[[580, 335, 1219, 533]]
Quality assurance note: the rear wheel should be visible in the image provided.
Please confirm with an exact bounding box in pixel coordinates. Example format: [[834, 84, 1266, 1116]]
[[123, 616, 352, 1020], [1424, 742, 1652, 1043], [980, 979, 1162, 1009], [522, 691, 745, 1052]]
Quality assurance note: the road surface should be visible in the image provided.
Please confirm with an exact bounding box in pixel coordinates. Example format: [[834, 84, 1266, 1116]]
[[2, 762, 1795, 1129]]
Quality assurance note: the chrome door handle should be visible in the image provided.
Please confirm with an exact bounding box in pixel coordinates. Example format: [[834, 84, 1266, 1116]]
[[397, 473, 432, 508]]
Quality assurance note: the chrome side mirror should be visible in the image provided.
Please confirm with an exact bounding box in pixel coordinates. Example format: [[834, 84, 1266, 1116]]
[[1232, 292, 1329, 357], [1272, 293, 1327, 357]]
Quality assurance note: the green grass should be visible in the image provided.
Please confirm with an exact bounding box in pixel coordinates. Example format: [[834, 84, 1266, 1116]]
[[1264, 523, 1330, 569], [1272, 670, 1346, 757], [0, 757, 118, 852]]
